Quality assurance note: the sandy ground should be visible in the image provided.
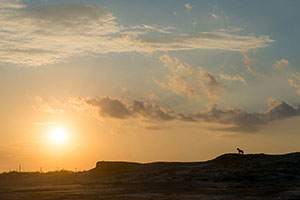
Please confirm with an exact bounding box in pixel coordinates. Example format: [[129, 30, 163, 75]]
[[1, 183, 300, 200]]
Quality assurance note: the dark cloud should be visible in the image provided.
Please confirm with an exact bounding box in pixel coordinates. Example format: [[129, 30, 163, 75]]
[[265, 101, 300, 121], [83, 96, 300, 133], [86, 97, 131, 119], [131, 100, 175, 121], [85, 97, 176, 121]]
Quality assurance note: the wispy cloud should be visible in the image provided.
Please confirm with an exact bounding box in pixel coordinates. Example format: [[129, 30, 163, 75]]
[[192, 21, 197, 27], [243, 55, 263, 77], [219, 73, 247, 85], [211, 13, 218, 19], [185, 3, 192, 12], [144, 32, 273, 53], [274, 58, 289, 70], [154, 55, 223, 99], [292, 72, 300, 81], [34, 96, 66, 114], [289, 73, 300, 96], [148, 93, 160, 100], [0, 2, 274, 66], [0, 3, 122, 66], [0, 0, 25, 9], [124, 24, 176, 34]]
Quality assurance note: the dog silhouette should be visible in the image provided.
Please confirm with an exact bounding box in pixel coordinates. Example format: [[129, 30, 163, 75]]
[[237, 148, 244, 154]]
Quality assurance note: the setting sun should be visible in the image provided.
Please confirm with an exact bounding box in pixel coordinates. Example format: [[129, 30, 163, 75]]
[[49, 127, 68, 144]]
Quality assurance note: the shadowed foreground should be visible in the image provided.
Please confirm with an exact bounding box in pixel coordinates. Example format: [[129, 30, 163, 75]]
[[1, 153, 300, 200]]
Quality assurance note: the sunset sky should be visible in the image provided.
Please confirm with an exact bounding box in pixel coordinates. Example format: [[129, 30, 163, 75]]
[[1, 0, 300, 172]]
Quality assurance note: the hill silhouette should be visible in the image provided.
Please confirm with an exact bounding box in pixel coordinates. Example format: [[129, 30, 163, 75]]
[[93, 152, 300, 171], [1, 152, 300, 199], [89, 152, 300, 186]]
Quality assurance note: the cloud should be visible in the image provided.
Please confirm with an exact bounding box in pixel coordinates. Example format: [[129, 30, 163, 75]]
[[144, 32, 273, 53], [0, 0, 25, 9], [0, 3, 274, 66], [211, 13, 218, 19], [243, 55, 263, 77], [148, 93, 160, 100], [292, 72, 300, 81], [192, 21, 197, 27], [219, 73, 247, 85], [125, 24, 176, 34], [75, 96, 300, 133], [154, 54, 223, 99], [198, 67, 224, 98], [265, 97, 300, 121], [120, 87, 127, 93], [274, 58, 289, 70], [86, 97, 132, 119], [289, 72, 300, 96], [0, 3, 122, 66], [185, 3, 192, 12], [289, 79, 300, 96], [35, 95, 300, 133], [154, 54, 198, 98], [84, 96, 175, 121]]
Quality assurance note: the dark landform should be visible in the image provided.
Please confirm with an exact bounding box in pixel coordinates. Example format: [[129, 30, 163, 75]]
[[1, 152, 300, 200]]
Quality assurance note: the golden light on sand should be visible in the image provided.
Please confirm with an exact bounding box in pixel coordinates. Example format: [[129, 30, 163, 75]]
[[49, 127, 68, 145]]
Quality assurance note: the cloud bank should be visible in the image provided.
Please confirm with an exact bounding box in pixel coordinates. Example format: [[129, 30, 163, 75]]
[[69, 96, 300, 133], [0, 1, 274, 66]]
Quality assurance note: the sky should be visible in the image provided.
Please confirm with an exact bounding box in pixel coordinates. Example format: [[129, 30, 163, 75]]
[[1, 0, 300, 172]]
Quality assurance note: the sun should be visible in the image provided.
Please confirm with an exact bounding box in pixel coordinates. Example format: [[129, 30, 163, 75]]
[[49, 127, 68, 144]]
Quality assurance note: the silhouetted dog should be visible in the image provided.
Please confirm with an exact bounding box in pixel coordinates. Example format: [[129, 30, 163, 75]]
[[237, 148, 244, 154]]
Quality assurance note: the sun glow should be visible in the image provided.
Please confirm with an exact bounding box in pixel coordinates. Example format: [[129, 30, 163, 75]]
[[49, 127, 68, 144]]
